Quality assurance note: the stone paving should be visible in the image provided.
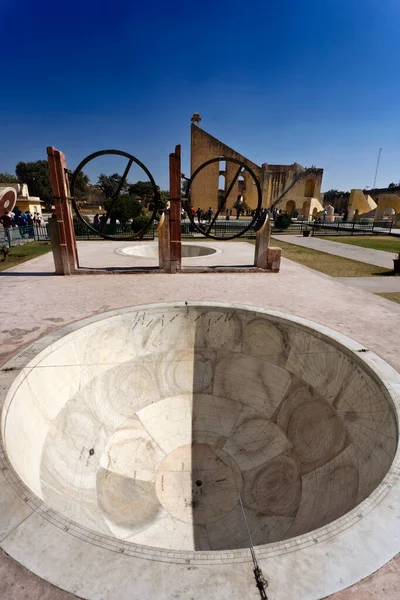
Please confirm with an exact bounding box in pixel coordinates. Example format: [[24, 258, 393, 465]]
[[0, 241, 399, 599], [272, 234, 399, 269]]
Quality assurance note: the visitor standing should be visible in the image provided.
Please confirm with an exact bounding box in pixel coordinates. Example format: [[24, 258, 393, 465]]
[[0, 210, 13, 245], [27, 213, 34, 237], [99, 214, 107, 229]]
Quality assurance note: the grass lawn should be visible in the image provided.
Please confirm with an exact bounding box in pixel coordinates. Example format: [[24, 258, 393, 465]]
[[242, 238, 392, 277], [0, 242, 52, 272], [375, 292, 400, 305], [323, 235, 400, 253]]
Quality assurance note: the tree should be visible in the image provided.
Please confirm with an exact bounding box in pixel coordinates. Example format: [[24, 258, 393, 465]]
[[104, 195, 145, 224], [128, 181, 154, 198], [181, 179, 190, 197], [323, 189, 346, 202], [152, 190, 169, 214], [15, 160, 89, 209], [388, 182, 396, 188], [98, 173, 129, 199], [15, 160, 52, 205], [233, 197, 250, 213], [129, 180, 169, 214], [0, 172, 18, 183], [72, 171, 90, 200]]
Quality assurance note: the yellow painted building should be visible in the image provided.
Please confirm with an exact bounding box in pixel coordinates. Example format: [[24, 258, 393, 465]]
[[189, 114, 324, 219]]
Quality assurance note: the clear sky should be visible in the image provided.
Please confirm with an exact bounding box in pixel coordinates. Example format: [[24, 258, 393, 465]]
[[1, 0, 399, 192]]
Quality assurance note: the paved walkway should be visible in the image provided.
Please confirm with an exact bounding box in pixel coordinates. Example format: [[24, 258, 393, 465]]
[[272, 234, 398, 269], [337, 276, 400, 293]]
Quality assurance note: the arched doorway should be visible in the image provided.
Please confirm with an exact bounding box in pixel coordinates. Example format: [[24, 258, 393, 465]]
[[312, 207, 318, 219], [286, 200, 296, 216], [304, 179, 316, 197]]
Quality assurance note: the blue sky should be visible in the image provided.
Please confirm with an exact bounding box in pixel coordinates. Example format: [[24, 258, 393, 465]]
[[1, 0, 399, 191]]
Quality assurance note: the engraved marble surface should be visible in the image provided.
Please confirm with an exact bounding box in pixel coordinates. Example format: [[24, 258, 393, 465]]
[[1, 303, 398, 556]]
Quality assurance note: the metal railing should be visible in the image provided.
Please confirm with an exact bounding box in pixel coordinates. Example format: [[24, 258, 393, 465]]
[[0, 225, 50, 247], [181, 220, 257, 238], [73, 221, 155, 240], [181, 218, 396, 238], [1, 218, 395, 247], [272, 219, 395, 236]]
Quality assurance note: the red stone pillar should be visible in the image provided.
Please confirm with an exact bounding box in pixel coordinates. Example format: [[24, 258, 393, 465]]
[[169, 145, 182, 273], [47, 147, 78, 275]]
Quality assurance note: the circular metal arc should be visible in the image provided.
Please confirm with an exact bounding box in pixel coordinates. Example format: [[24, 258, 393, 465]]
[[70, 149, 160, 241], [184, 156, 262, 240]]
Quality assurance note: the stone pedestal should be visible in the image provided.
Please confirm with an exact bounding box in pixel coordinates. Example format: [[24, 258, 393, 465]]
[[266, 247, 282, 272]]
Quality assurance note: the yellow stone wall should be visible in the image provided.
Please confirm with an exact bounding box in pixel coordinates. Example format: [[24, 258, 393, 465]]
[[348, 190, 377, 219], [190, 125, 262, 213], [375, 194, 400, 220], [190, 123, 324, 217]]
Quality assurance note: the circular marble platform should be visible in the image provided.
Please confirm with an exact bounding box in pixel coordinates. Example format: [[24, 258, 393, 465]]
[[0, 302, 399, 600], [116, 243, 221, 259]]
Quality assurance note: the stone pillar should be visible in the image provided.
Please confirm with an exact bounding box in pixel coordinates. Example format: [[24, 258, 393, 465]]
[[47, 147, 78, 275], [169, 145, 182, 273], [326, 204, 335, 222], [254, 214, 271, 269], [254, 214, 282, 272], [158, 212, 171, 271]]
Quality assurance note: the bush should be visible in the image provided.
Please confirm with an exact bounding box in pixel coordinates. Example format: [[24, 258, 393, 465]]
[[131, 215, 151, 233], [275, 213, 292, 230]]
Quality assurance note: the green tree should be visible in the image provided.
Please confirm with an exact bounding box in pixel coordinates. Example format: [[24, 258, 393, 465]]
[[128, 181, 154, 198], [104, 195, 145, 224], [0, 172, 18, 183], [15, 160, 52, 205], [129, 180, 169, 214], [233, 197, 250, 213], [323, 189, 346, 202], [181, 179, 190, 197], [98, 173, 129, 199], [72, 171, 90, 200], [152, 190, 169, 215]]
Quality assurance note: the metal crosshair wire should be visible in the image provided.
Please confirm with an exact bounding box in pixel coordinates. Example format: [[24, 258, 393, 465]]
[[69, 149, 161, 241], [184, 156, 263, 240]]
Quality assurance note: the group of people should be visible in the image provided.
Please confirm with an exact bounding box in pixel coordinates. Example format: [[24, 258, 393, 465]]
[[0, 209, 43, 244], [188, 206, 260, 222], [192, 206, 214, 223], [93, 214, 110, 228]]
